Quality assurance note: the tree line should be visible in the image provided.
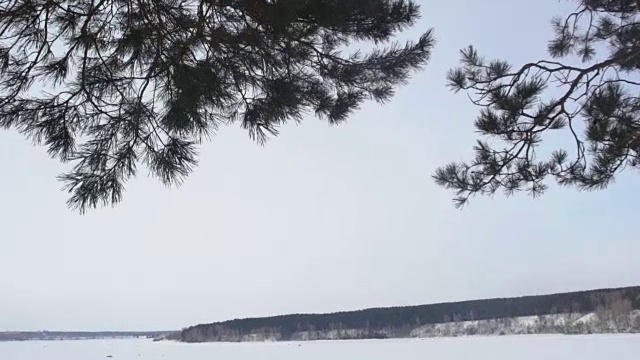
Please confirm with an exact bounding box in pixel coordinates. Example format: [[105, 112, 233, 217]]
[[180, 285, 640, 342]]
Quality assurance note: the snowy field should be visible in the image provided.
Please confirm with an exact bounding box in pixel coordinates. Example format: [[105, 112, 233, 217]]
[[1, 335, 639, 360]]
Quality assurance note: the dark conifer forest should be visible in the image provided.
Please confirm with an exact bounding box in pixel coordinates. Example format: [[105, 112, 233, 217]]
[[181, 286, 640, 342]]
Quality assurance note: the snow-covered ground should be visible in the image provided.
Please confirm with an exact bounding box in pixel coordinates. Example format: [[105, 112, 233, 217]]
[[2, 335, 640, 360]]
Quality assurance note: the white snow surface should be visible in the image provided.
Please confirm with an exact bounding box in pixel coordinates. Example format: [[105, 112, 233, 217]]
[[1, 335, 640, 360]]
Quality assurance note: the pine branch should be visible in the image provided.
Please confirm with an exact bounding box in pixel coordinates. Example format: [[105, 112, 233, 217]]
[[0, 0, 433, 212], [435, 0, 640, 207]]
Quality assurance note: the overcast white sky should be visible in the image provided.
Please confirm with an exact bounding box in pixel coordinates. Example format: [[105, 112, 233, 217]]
[[1, 0, 639, 332]]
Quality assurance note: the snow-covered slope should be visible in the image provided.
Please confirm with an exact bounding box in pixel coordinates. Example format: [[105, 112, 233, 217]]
[[180, 311, 640, 342], [410, 310, 640, 338]]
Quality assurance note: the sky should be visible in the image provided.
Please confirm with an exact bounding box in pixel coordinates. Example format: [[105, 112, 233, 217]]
[[1, 0, 640, 332]]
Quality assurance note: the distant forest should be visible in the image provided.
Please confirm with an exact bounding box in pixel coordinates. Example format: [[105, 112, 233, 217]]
[[0, 331, 173, 342], [181, 286, 640, 342]]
